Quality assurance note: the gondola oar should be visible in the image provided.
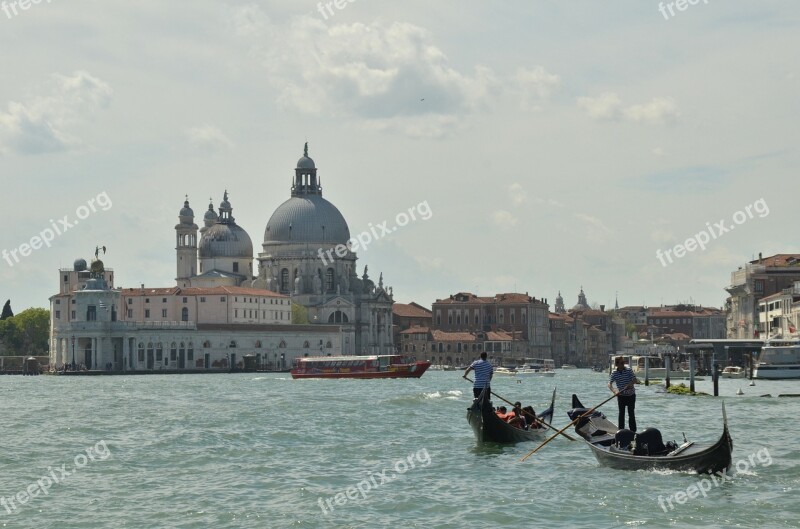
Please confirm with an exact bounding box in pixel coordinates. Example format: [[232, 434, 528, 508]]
[[463, 376, 576, 441], [520, 383, 632, 462]]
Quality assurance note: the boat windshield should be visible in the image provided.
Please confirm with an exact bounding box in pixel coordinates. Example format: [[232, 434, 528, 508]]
[[758, 346, 800, 365]]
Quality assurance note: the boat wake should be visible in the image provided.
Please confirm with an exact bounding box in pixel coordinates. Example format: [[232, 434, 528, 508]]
[[422, 390, 463, 400]]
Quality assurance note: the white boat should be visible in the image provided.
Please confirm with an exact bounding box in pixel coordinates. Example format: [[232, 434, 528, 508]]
[[612, 355, 696, 379], [721, 366, 746, 379], [561, 364, 577, 370], [494, 367, 517, 376], [516, 359, 556, 377], [753, 340, 800, 379]]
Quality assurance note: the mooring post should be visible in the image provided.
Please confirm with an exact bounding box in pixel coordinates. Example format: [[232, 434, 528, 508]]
[[689, 354, 696, 393], [713, 361, 719, 397], [664, 355, 671, 389], [644, 355, 650, 386]]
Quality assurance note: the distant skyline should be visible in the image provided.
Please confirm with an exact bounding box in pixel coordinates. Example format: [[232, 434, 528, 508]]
[[1, 1, 798, 312]]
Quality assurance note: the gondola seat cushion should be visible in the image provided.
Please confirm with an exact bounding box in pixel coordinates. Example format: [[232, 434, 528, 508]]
[[615, 429, 635, 450], [633, 428, 667, 456]]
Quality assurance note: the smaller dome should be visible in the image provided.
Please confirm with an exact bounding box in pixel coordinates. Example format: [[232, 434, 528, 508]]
[[297, 142, 315, 169], [179, 200, 194, 218], [297, 155, 315, 170], [204, 202, 218, 222], [74, 258, 87, 272], [199, 223, 253, 259]]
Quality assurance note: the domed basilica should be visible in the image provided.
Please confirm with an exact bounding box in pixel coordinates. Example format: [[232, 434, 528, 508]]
[[176, 144, 394, 356]]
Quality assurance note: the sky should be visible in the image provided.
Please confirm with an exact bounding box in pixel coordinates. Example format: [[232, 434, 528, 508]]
[[0, 0, 798, 313]]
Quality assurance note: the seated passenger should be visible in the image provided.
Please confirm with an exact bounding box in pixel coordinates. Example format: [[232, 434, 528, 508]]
[[522, 406, 539, 429], [506, 402, 525, 429], [495, 406, 508, 418]]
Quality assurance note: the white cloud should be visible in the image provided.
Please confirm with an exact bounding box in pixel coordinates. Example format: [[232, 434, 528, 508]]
[[624, 97, 679, 124], [577, 92, 623, 120], [575, 213, 612, 241], [578, 92, 678, 124], [186, 125, 234, 151], [514, 66, 561, 110], [230, 8, 498, 138], [492, 210, 518, 230], [509, 182, 527, 205], [0, 71, 112, 155]]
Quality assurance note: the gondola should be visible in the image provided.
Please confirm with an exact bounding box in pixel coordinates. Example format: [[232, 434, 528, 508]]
[[567, 395, 733, 474], [466, 387, 555, 443]]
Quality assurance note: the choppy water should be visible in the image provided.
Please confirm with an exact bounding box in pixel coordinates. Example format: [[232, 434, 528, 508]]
[[0, 371, 798, 528]]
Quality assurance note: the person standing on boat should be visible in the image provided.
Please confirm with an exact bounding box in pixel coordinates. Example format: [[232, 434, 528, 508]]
[[464, 352, 493, 399], [608, 356, 638, 431]]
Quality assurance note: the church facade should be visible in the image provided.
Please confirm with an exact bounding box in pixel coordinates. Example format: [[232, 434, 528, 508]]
[[48, 145, 395, 371]]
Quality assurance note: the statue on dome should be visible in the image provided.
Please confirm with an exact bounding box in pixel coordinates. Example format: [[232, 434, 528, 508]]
[[378, 273, 384, 290], [294, 271, 303, 294], [313, 273, 322, 295]]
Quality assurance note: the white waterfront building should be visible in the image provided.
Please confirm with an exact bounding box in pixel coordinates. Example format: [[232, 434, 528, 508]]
[[48, 145, 395, 372]]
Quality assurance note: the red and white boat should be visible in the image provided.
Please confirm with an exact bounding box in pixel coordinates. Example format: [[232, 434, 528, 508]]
[[290, 354, 431, 379]]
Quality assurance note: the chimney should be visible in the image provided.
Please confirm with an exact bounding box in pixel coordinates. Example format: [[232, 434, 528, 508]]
[[600, 305, 605, 312], [759, 252, 763, 262]]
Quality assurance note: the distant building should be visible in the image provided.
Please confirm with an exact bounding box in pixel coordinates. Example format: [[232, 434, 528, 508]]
[[726, 254, 800, 339], [392, 302, 432, 348], [756, 281, 800, 338], [431, 292, 551, 358]]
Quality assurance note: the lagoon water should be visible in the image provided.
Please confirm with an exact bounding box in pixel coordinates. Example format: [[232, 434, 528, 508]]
[[1, 371, 798, 528]]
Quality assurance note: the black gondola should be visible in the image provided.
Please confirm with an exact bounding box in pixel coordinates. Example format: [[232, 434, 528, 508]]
[[567, 395, 733, 474], [466, 387, 556, 443]]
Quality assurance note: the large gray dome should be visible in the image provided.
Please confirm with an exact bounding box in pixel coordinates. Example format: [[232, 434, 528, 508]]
[[264, 194, 350, 245], [199, 223, 253, 258]]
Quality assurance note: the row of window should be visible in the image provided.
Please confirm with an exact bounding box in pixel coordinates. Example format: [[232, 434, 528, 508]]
[[651, 318, 692, 325], [136, 340, 334, 350]]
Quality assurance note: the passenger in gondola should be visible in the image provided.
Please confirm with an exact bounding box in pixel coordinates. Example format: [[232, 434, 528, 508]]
[[495, 406, 508, 418], [522, 405, 538, 429], [608, 356, 638, 431], [505, 402, 525, 429]]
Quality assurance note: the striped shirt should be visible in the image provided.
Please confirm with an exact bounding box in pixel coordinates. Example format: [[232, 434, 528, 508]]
[[610, 368, 636, 396], [469, 359, 493, 389]]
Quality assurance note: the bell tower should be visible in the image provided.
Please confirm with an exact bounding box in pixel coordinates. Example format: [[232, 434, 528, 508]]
[[176, 196, 198, 287]]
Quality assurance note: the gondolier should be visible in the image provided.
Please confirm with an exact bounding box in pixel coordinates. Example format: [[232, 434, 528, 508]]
[[464, 352, 493, 399], [608, 356, 638, 431]]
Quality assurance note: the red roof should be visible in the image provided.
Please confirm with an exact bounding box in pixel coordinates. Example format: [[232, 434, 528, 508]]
[[393, 302, 432, 318], [750, 254, 800, 267], [400, 326, 430, 334], [430, 330, 477, 342]]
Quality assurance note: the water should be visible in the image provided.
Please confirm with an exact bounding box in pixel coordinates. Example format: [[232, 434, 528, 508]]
[[0, 371, 798, 528]]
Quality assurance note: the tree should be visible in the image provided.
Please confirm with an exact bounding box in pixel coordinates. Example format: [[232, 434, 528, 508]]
[[292, 303, 309, 324], [1, 300, 13, 320], [0, 308, 50, 356]]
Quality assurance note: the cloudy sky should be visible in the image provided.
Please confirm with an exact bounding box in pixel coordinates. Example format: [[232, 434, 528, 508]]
[[1, 1, 798, 313]]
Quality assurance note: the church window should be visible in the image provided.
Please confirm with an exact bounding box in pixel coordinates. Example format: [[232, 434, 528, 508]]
[[279, 340, 287, 348], [230, 340, 237, 348], [221, 297, 225, 302], [187, 344, 194, 361], [326, 268, 335, 292], [145, 298, 150, 304], [145, 309, 150, 319], [162, 309, 167, 318], [127, 299, 132, 305], [55, 311, 60, 319], [87, 306, 96, 321], [138, 343, 144, 362], [127, 309, 132, 318], [281, 269, 290, 293], [255, 341, 262, 348], [71, 310, 76, 320], [326, 341, 332, 348], [200, 297, 206, 302], [181, 307, 189, 322], [233, 262, 239, 273], [203, 341, 211, 348], [64, 274, 68, 283], [170, 343, 177, 361]]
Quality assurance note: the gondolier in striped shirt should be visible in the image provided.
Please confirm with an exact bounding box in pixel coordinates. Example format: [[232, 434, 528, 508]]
[[464, 352, 493, 399], [608, 356, 638, 431]]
